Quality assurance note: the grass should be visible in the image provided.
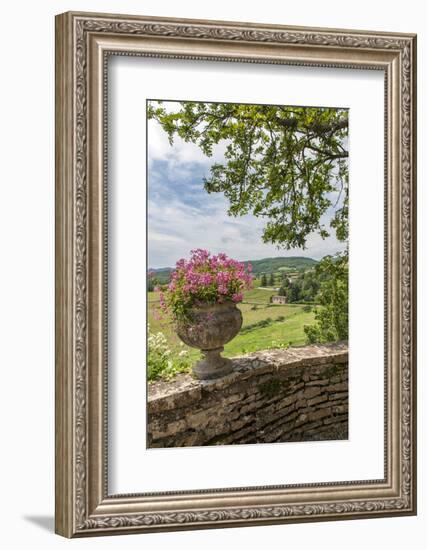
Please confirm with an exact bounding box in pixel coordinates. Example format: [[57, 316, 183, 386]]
[[222, 309, 315, 357], [241, 287, 276, 303], [148, 288, 316, 374]]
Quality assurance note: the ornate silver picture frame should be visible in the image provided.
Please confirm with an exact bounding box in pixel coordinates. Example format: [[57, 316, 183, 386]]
[[55, 11, 417, 537]]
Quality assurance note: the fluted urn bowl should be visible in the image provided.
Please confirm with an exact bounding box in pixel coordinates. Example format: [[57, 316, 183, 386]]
[[176, 301, 243, 380]]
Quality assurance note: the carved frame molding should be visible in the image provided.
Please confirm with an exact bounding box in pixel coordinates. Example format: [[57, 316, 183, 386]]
[[55, 11, 416, 537]]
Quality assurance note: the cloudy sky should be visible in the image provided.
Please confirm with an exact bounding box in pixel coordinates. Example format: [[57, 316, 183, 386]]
[[147, 105, 346, 269]]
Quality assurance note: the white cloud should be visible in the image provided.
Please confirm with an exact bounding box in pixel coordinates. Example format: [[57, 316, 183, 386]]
[[147, 118, 228, 172], [148, 193, 345, 268]]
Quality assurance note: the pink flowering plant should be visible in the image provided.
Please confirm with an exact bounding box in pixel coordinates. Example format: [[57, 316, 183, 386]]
[[160, 249, 253, 322]]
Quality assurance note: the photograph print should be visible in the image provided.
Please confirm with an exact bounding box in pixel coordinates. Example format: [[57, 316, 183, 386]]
[[146, 99, 349, 449]]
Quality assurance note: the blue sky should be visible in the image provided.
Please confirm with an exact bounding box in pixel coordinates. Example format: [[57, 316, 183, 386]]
[[147, 113, 346, 269]]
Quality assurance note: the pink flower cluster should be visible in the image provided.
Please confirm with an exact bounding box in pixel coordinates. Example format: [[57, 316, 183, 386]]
[[160, 249, 253, 319]]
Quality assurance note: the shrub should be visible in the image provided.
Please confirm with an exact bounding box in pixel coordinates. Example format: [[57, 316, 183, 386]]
[[268, 340, 290, 351], [240, 317, 274, 334], [147, 324, 191, 381], [304, 252, 348, 343]]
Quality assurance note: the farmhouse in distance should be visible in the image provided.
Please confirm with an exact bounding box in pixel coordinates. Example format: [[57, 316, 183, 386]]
[[271, 295, 287, 305]]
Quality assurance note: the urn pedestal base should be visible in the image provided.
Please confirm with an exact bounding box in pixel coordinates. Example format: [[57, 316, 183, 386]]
[[192, 347, 233, 380], [176, 301, 242, 380]]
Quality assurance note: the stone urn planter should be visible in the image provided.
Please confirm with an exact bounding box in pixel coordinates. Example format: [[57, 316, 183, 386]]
[[176, 301, 243, 380]]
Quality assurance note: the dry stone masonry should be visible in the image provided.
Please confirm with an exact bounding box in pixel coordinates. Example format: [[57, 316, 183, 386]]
[[147, 343, 348, 447]]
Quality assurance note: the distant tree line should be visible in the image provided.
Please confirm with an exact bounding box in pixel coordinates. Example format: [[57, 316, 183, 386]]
[[260, 269, 319, 303], [148, 275, 161, 292], [278, 270, 320, 303]]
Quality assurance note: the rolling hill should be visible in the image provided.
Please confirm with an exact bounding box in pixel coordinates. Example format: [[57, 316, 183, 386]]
[[149, 256, 317, 283], [243, 256, 317, 275]]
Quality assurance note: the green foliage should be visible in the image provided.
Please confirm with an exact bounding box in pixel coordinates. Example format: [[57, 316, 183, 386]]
[[148, 268, 172, 284], [304, 252, 348, 343], [288, 282, 302, 303], [260, 273, 267, 286], [240, 317, 273, 334], [147, 324, 191, 380], [242, 287, 276, 303], [280, 268, 320, 303], [258, 378, 282, 398], [268, 273, 275, 286], [148, 101, 348, 249], [239, 314, 286, 334], [147, 277, 158, 292], [247, 256, 317, 274], [282, 274, 291, 287], [267, 340, 291, 351]]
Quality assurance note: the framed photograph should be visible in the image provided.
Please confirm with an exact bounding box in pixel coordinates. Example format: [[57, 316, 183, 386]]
[[55, 11, 417, 537]]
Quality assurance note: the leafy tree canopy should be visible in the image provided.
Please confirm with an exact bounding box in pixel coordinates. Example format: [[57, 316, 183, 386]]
[[148, 101, 349, 249], [304, 251, 348, 343]]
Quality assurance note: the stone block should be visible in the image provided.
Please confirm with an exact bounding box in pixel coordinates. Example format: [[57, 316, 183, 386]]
[[332, 404, 348, 414], [327, 381, 348, 392], [304, 386, 323, 399], [309, 407, 332, 422], [329, 391, 348, 401], [305, 379, 329, 386], [323, 414, 348, 426], [307, 394, 328, 407]]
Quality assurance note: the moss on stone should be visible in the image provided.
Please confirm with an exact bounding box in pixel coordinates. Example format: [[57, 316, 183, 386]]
[[258, 378, 282, 398], [324, 364, 342, 378]]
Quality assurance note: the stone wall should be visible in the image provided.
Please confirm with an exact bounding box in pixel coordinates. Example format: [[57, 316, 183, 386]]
[[147, 343, 348, 448]]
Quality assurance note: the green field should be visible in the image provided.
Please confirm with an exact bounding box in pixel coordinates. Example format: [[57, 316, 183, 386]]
[[148, 287, 316, 367], [240, 287, 275, 302], [148, 256, 318, 286]]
